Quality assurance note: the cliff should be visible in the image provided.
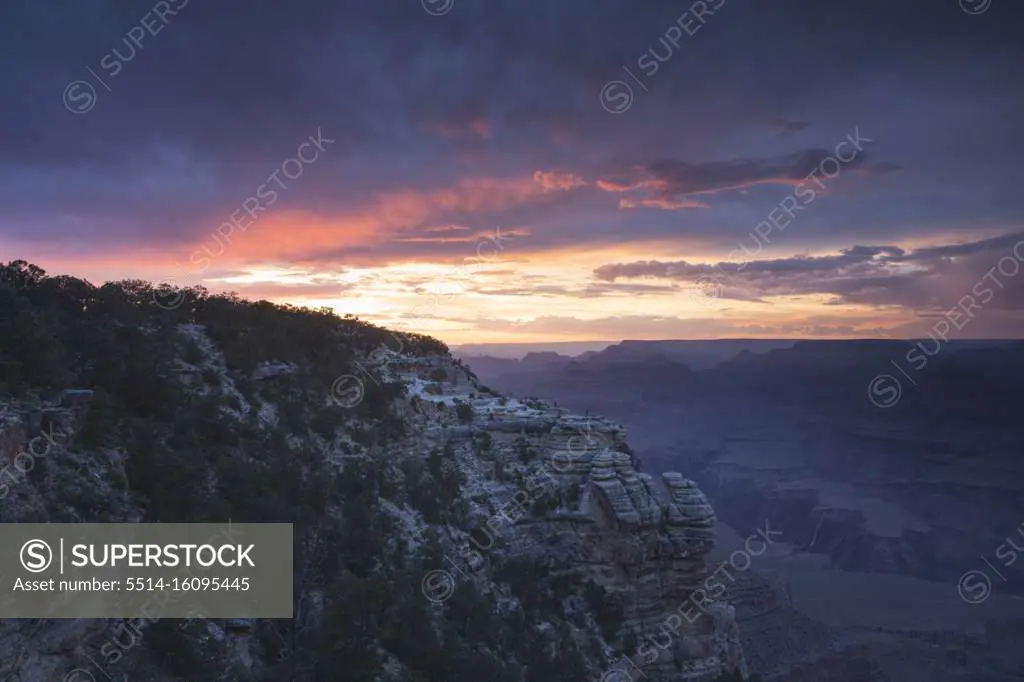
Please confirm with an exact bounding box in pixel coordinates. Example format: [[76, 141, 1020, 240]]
[[0, 261, 745, 681], [384, 354, 746, 680]]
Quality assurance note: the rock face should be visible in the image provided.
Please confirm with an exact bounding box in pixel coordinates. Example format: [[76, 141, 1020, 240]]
[[0, 392, 88, 519], [0, 389, 257, 681], [0, 392, 121, 681], [399, 356, 747, 680], [0, 342, 746, 681]]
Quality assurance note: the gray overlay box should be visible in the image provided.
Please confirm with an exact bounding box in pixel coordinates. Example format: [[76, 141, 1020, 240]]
[[1, 523, 292, 618]]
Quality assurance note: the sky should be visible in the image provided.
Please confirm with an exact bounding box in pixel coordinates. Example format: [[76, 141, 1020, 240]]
[[2, 0, 1024, 345]]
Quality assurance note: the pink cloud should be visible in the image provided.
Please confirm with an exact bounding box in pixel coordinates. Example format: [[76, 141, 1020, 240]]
[[532, 170, 586, 192]]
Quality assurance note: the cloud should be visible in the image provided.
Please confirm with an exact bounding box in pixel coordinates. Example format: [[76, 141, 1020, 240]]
[[387, 225, 528, 245], [594, 232, 1024, 313], [205, 281, 356, 300], [617, 197, 709, 210], [374, 174, 576, 229], [596, 149, 869, 210], [469, 313, 899, 340], [3, 0, 1024, 342], [471, 281, 681, 298], [532, 170, 586, 192]]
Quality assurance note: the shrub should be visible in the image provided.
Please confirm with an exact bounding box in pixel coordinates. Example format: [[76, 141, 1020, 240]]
[[514, 436, 537, 463], [455, 402, 474, 423], [474, 431, 493, 454]]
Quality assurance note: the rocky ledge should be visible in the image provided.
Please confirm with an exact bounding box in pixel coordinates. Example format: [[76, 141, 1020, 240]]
[[390, 355, 747, 680]]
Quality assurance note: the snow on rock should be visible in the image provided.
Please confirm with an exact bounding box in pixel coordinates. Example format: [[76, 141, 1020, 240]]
[[257, 401, 278, 426], [384, 351, 746, 681], [252, 361, 297, 381], [175, 324, 252, 419], [379, 497, 430, 553]]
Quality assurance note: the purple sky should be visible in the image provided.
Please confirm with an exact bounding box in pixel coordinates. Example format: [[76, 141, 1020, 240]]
[[3, 0, 1023, 343]]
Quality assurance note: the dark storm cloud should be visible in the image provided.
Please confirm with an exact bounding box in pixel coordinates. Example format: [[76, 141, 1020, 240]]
[[597, 147, 871, 207]]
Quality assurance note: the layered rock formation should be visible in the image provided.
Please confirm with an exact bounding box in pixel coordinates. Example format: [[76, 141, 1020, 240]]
[[0, 332, 746, 681], [395, 356, 747, 680]]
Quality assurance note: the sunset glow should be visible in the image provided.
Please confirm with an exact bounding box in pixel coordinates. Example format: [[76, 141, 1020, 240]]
[[4, 1, 1022, 345]]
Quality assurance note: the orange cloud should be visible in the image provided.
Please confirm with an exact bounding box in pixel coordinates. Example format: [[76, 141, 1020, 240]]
[[388, 225, 531, 244], [179, 210, 380, 273], [169, 171, 567, 275], [596, 178, 645, 193], [14, 170, 582, 293], [597, 176, 713, 209], [376, 171, 582, 228]]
